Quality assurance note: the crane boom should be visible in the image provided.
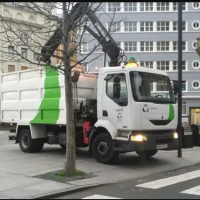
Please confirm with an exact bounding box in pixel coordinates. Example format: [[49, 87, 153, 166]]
[[40, 2, 127, 66]]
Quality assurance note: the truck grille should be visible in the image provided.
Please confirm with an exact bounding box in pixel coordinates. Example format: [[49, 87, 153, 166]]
[[156, 139, 173, 144], [149, 120, 172, 126]]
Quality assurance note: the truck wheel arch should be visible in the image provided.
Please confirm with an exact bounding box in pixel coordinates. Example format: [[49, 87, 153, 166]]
[[88, 126, 110, 154], [16, 124, 47, 143]]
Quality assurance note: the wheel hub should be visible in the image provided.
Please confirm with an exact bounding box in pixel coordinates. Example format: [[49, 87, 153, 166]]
[[97, 142, 109, 157], [22, 134, 29, 149]]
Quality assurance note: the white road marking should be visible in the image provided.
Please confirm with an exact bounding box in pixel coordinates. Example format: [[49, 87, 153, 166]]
[[82, 195, 122, 199], [136, 170, 200, 189], [181, 185, 200, 196]]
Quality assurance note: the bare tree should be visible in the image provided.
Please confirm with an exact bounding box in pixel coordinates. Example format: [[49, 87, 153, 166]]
[[0, 2, 126, 176]]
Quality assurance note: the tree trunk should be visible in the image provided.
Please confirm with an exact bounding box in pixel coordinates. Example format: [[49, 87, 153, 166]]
[[62, 2, 76, 177], [64, 63, 76, 176]]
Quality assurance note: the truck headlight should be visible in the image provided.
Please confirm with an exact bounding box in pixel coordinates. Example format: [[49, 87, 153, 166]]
[[131, 135, 147, 142], [174, 132, 178, 139]]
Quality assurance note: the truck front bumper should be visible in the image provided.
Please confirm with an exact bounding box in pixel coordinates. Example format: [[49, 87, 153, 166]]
[[113, 131, 178, 152]]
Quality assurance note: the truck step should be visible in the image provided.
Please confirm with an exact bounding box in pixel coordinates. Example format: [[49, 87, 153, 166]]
[[8, 135, 16, 140]]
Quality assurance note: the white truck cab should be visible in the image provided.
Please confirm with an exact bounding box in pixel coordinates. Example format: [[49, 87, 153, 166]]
[[0, 66, 178, 164]]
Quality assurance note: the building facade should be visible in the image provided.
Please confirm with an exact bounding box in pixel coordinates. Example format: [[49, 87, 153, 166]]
[[0, 2, 57, 73], [79, 2, 200, 125]]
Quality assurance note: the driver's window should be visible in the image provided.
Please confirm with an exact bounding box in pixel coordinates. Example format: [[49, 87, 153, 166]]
[[106, 73, 128, 106]]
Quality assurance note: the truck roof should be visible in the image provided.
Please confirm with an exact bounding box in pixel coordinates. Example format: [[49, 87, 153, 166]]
[[99, 66, 169, 77]]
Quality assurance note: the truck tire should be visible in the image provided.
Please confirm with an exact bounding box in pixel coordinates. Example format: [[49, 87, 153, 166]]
[[136, 150, 158, 158], [92, 133, 119, 164], [19, 129, 44, 153]]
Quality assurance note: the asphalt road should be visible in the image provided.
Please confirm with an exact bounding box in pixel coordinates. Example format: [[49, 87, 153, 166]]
[[0, 131, 14, 145], [56, 164, 200, 199]]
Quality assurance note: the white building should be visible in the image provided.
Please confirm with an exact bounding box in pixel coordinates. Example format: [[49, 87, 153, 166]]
[[0, 2, 57, 73]]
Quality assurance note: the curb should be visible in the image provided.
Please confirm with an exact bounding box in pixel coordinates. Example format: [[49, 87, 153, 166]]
[[33, 161, 200, 199], [32, 183, 106, 199]]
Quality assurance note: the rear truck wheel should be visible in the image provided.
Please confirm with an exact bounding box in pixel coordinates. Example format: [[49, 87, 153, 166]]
[[136, 150, 158, 158], [92, 133, 119, 164], [19, 129, 44, 153]]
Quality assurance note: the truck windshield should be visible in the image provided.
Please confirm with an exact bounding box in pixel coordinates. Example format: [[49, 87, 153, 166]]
[[129, 71, 175, 104]]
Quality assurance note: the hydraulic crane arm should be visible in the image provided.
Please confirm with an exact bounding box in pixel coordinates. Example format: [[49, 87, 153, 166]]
[[40, 3, 127, 66]]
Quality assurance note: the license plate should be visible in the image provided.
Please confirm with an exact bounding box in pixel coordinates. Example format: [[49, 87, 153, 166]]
[[157, 144, 168, 150]]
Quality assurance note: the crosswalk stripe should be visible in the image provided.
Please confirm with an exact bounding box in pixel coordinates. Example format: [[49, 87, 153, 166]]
[[82, 195, 122, 199], [181, 185, 200, 196], [136, 169, 200, 189]]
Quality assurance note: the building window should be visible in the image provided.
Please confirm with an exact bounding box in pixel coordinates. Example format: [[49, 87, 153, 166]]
[[192, 80, 200, 89], [34, 53, 39, 61], [173, 61, 186, 70], [82, 62, 88, 72], [192, 61, 200, 69], [173, 21, 186, 31], [157, 61, 170, 71], [108, 2, 121, 12], [140, 2, 153, 11], [21, 48, 28, 58], [20, 33, 28, 43], [81, 43, 88, 53], [124, 42, 137, 52], [124, 22, 137, 32], [192, 2, 200, 9], [108, 22, 121, 32], [172, 41, 186, 51], [140, 61, 153, 68], [157, 21, 170, 31], [157, 2, 170, 11], [140, 22, 153, 31], [9, 2, 19, 7], [156, 81, 167, 91], [140, 42, 153, 51], [21, 66, 28, 70], [182, 102, 187, 115], [8, 65, 15, 72], [182, 81, 186, 91], [8, 46, 14, 57], [157, 42, 170, 51], [124, 2, 137, 11], [173, 2, 186, 11], [193, 21, 200, 29], [192, 41, 198, 49]]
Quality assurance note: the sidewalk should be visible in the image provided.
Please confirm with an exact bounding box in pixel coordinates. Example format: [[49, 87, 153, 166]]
[[0, 143, 200, 199]]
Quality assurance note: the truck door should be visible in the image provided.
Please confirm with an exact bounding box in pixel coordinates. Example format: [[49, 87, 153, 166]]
[[102, 72, 132, 130]]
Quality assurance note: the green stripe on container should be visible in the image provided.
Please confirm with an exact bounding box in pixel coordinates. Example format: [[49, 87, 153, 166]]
[[168, 104, 174, 120], [31, 67, 61, 124]]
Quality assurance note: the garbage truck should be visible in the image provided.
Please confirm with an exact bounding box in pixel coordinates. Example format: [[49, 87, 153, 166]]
[[0, 2, 179, 164], [1, 65, 178, 164]]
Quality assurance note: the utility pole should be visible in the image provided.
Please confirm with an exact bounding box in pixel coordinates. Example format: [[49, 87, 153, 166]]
[[104, 52, 106, 67], [178, 2, 183, 158]]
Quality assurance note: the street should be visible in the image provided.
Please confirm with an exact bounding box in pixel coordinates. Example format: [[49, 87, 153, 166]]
[[1, 130, 200, 199], [0, 131, 14, 146], [56, 164, 200, 199]]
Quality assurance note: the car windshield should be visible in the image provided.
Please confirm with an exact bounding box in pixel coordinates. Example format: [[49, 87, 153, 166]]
[[129, 71, 175, 104]]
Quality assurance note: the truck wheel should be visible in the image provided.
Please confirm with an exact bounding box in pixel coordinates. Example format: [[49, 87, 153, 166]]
[[19, 129, 44, 153], [92, 133, 119, 164], [136, 150, 158, 158]]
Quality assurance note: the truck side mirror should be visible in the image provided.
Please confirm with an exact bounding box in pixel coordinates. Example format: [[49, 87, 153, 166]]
[[173, 82, 178, 96], [113, 83, 121, 99]]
